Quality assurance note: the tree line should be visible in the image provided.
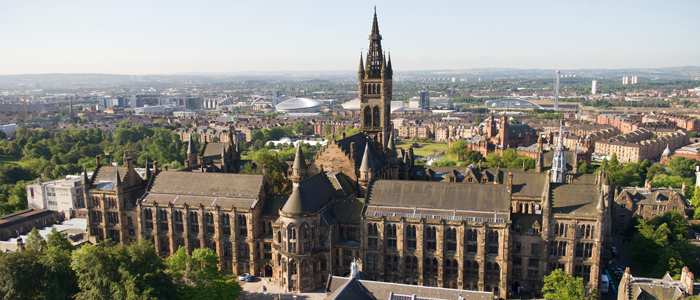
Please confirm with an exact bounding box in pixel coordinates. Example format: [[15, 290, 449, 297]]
[[0, 228, 241, 300]]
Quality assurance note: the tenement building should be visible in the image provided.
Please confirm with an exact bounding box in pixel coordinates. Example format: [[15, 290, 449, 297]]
[[83, 10, 612, 300], [594, 128, 688, 163]]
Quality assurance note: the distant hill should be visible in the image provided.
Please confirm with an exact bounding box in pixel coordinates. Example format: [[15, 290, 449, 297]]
[[1, 66, 698, 90]]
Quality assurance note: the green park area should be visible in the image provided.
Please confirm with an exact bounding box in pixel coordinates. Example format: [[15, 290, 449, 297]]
[[0, 155, 21, 165]]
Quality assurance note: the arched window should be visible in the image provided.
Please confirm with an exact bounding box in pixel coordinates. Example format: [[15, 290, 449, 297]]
[[446, 228, 457, 251], [372, 106, 381, 127], [144, 209, 153, 220], [364, 107, 372, 127], [189, 212, 199, 233]]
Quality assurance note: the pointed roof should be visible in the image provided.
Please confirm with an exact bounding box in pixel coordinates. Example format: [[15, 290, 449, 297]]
[[597, 189, 605, 211], [280, 173, 335, 215], [82, 164, 90, 185], [360, 143, 372, 172], [662, 144, 671, 156], [293, 142, 307, 170], [370, 6, 381, 39], [115, 166, 122, 186], [145, 158, 151, 181], [387, 52, 392, 71], [187, 134, 195, 154], [358, 52, 364, 76]]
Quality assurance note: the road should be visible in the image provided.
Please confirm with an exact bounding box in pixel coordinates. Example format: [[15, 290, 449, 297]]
[[238, 277, 327, 300], [601, 233, 638, 300]]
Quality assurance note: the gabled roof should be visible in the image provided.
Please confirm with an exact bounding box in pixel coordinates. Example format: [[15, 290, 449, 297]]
[[92, 166, 130, 190], [149, 172, 264, 199], [550, 183, 599, 216], [367, 180, 510, 212], [337, 133, 387, 171]]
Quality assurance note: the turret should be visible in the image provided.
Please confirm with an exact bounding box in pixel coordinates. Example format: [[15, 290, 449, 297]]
[[358, 52, 365, 80], [187, 134, 197, 168], [290, 142, 308, 184], [144, 158, 151, 181], [359, 143, 373, 197], [82, 164, 90, 188], [115, 166, 122, 187]]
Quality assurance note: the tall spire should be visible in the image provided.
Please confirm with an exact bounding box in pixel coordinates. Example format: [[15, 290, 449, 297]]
[[358, 52, 365, 78], [293, 142, 307, 170], [365, 7, 384, 79], [387, 52, 393, 76], [551, 120, 566, 183], [145, 158, 151, 181], [371, 6, 380, 38]]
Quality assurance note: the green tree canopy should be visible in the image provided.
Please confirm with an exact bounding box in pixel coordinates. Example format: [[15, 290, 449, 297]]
[[542, 268, 586, 300]]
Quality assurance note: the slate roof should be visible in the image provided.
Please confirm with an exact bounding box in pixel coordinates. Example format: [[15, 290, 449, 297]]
[[508, 123, 533, 138], [325, 276, 495, 300], [262, 195, 288, 217], [367, 180, 510, 212], [148, 172, 264, 199], [93, 166, 129, 188], [332, 198, 365, 222], [337, 133, 387, 171], [543, 150, 577, 170], [510, 171, 547, 198], [550, 183, 599, 216], [325, 277, 374, 300], [281, 173, 335, 214], [202, 142, 225, 161], [618, 188, 689, 206], [327, 172, 356, 197]]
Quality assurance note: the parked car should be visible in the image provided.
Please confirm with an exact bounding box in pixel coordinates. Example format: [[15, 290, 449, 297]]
[[612, 246, 619, 258], [238, 273, 250, 281], [245, 275, 255, 282]]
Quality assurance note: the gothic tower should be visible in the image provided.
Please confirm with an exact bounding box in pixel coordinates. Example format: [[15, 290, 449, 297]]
[[359, 8, 392, 150], [551, 121, 566, 183]]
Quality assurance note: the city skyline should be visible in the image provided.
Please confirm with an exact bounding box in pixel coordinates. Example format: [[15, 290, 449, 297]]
[[1, 0, 699, 75]]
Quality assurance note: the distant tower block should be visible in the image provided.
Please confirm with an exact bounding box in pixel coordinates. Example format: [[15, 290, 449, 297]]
[[554, 70, 560, 110], [622, 76, 630, 85], [631, 76, 638, 84], [591, 80, 597, 95]]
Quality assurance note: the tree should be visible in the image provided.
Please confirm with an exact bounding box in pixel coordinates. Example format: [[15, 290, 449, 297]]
[[46, 227, 73, 251], [0, 249, 45, 299], [0, 130, 6, 140], [485, 152, 501, 167], [167, 248, 242, 300], [322, 124, 332, 135], [26, 227, 46, 252], [332, 115, 342, 122], [509, 118, 520, 124], [646, 163, 666, 180], [474, 117, 484, 124], [542, 268, 586, 300], [71, 240, 176, 300], [667, 157, 698, 179], [501, 148, 519, 167], [292, 121, 305, 136]]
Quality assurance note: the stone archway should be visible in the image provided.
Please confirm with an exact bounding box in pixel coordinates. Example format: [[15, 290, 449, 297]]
[[264, 264, 273, 277]]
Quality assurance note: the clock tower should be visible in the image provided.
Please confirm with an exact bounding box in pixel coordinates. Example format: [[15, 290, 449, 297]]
[[359, 8, 393, 151]]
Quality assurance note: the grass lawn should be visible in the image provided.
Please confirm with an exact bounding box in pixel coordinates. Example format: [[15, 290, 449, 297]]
[[395, 140, 449, 151], [0, 155, 21, 165], [413, 150, 439, 157]]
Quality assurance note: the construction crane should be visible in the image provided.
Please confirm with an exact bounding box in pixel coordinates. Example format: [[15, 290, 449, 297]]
[[23, 94, 28, 120]]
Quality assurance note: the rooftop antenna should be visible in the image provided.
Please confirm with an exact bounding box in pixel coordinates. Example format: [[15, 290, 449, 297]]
[[23, 94, 28, 120], [555, 70, 560, 110]]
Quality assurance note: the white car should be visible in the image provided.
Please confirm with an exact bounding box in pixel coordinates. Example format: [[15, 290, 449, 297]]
[[238, 273, 250, 281]]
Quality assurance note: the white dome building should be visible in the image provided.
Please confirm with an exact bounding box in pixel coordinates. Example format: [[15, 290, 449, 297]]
[[275, 98, 323, 112]]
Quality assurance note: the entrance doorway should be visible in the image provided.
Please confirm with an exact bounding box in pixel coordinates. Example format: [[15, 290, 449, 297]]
[[264, 265, 273, 277]]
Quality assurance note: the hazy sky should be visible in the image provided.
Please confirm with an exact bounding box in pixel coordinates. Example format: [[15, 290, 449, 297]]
[[1, 0, 699, 75]]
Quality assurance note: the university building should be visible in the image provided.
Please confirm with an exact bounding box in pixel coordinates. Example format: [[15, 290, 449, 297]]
[[83, 11, 612, 299]]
